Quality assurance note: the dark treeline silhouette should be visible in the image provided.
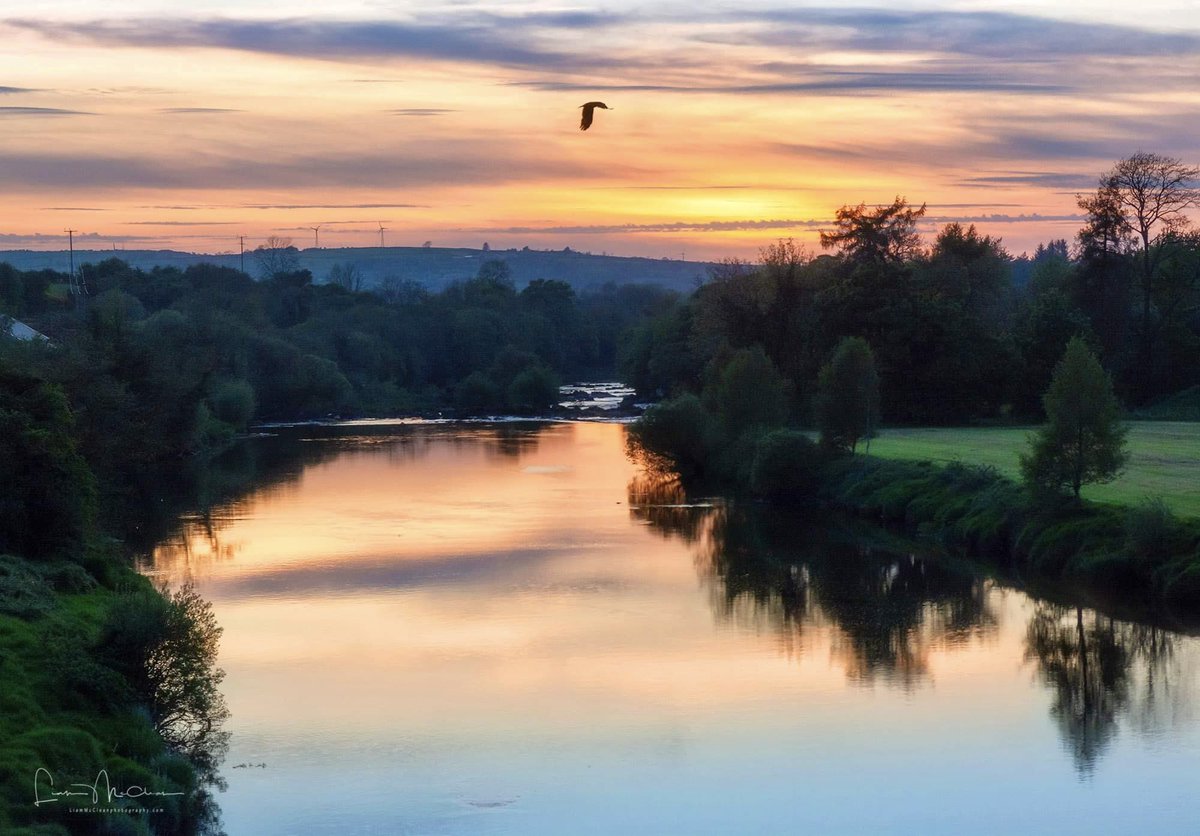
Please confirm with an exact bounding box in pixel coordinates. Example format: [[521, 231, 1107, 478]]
[[1, 254, 678, 425], [622, 156, 1200, 423], [622, 160, 1200, 609]]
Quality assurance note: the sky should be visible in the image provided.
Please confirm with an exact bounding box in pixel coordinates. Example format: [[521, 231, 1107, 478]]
[[1, 0, 1199, 260]]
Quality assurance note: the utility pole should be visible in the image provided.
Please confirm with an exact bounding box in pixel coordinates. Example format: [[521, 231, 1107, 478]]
[[65, 228, 76, 277], [64, 227, 87, 307], [239, 235, 245, 273], [64, 228, 79, 299]]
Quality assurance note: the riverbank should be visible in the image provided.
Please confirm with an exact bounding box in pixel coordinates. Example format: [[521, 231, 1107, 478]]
[[0, 550, 220, 835], [627, 413, 1200, 609], [820, 454, 1200, 607]]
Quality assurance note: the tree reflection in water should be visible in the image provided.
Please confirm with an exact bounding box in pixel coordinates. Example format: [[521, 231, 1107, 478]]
[[1024, 605, 1185, 774], [627, 469, 996, 688], [628, 464, 1197, 775], [626, 470, 716, 545], [144, 422, 552, 578]]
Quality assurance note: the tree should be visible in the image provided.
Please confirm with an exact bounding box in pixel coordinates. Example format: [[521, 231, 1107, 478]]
[[1083, 153, 1200, 399], [1072, 188, 1135, 367], [819, 196, 926, 265], [1020, 337, 1128, 499], [627, 392, 716, 477], [929, 222, 1010, 310], [704, 345, 792, 439], [328, 262, 366, 293], [462, 260, 516, 309], [1012, 286, 1093, 416], [815, 337, 880, 453], [253, 235, 300, 279], [506, 364, 560, 414], [0, 367, 96, 559], [693, 240, 818, 384], [1033, 239, 1070, 263], [99, 583, 230, 777]]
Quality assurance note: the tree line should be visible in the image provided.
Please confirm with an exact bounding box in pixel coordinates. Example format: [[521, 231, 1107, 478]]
[[621, 152, 1200, 425]]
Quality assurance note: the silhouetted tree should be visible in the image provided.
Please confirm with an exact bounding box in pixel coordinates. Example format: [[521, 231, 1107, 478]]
[[704, 345, 792, 439], [816, 337, 880, 453], [819, 196, 926, 265], [1020, 337, 1127, 499], [1083, 153, 1200, 399], [253, 235, 300, 279], [328, 262, 366, 293]]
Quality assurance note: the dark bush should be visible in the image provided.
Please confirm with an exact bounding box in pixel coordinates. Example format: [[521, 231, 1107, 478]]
[[749, 430, 825, 502], [630, 393, 718, 477]]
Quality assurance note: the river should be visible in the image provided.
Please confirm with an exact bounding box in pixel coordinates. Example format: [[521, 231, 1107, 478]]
[[142, 420, 1200, 835]]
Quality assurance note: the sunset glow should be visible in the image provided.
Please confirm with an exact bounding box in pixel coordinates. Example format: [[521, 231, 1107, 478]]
[[3, 1, 1199, 258]]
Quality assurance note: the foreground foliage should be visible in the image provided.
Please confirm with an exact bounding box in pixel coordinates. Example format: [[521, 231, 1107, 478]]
[[1, 334, 229, 833], [0, 556, 226, 835]]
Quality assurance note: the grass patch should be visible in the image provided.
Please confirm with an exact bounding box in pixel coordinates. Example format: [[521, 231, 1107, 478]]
[[864, 421, 1200, 517]]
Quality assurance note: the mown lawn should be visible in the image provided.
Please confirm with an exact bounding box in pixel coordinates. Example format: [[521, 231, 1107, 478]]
[[865, 421, 1200, 517]]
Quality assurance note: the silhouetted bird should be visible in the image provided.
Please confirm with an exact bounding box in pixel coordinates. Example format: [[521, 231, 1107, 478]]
[[579, 101, 610, 131]]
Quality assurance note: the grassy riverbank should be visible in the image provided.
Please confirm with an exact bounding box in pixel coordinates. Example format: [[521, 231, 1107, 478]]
[[0, 352, 228, 834], [819, 455, 1200, 605], [628, 404, 1200, 607], [864, 422, 1200, 517], [0, 553, 219, 835]]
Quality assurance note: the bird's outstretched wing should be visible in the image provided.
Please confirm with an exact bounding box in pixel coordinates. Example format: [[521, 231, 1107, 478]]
[[579, 101, 608, 131]]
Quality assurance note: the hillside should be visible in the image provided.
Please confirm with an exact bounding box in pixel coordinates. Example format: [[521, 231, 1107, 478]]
[[0, 246, 716, 293]]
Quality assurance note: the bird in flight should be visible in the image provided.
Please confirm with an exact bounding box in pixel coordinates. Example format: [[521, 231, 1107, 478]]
[[579, 101, 610, 131]]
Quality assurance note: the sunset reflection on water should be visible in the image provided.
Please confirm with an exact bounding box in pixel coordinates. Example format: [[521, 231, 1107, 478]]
[[147, 421, 1200, 835]]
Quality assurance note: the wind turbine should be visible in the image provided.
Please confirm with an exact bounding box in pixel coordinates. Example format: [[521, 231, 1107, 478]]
[[378, 222, 388, 248], [309, 225, 322, 248]]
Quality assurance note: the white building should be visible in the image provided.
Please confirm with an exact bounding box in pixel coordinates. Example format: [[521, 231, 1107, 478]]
[[1, 315, 49, 342]]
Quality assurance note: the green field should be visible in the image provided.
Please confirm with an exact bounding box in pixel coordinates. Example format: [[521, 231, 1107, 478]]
[[865, 421, 1200, 517]]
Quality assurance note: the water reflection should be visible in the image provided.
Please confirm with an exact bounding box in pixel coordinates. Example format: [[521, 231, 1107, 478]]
[[142, 422, 1200, 833], [630, 467, 1198, 771], [1024, 605, 1185, 774], [630, 472, 996, 688], [143, 422, 552, 581]]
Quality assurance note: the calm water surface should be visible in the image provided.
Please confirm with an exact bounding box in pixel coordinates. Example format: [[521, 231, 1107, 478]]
[[146, 421, 1200, 835]]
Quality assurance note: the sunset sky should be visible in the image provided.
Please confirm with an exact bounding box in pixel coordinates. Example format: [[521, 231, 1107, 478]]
[[2, 1, 1199, 260]]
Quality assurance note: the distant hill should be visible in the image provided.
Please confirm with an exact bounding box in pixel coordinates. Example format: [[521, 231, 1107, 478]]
[[0, 246, 717, 293]]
